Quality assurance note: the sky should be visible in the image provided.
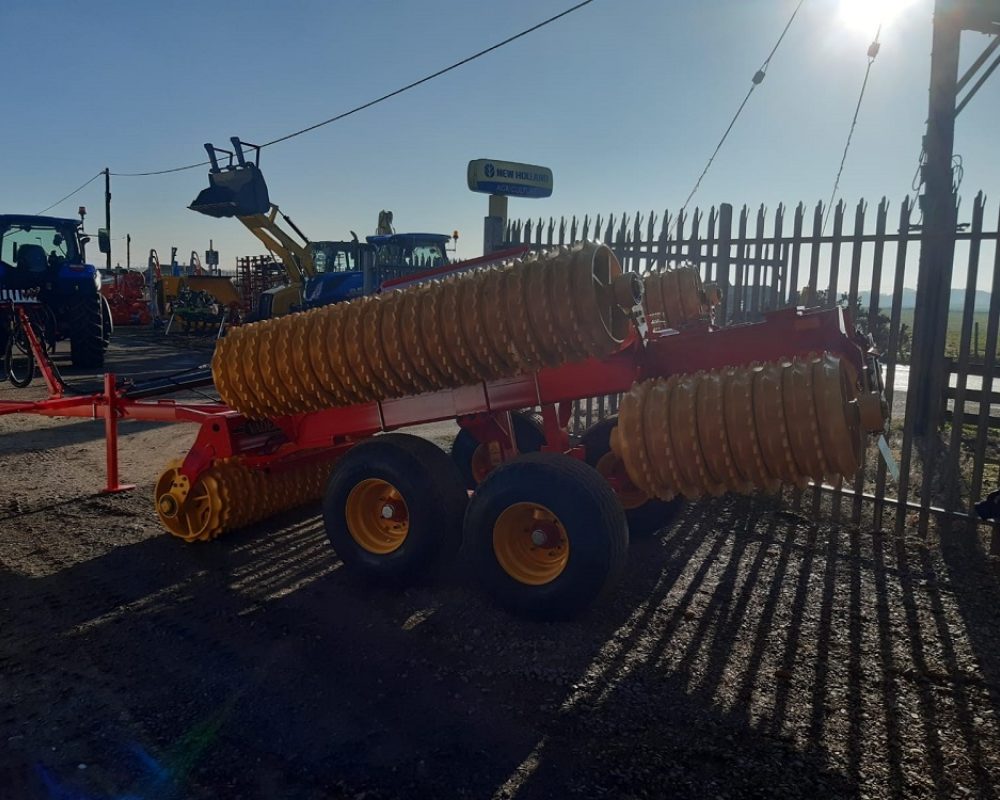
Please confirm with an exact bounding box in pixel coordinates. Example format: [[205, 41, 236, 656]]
[[1, 0, 997, 285]]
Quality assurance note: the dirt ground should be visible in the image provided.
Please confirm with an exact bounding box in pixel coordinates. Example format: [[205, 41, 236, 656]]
[[2, 330, 1000, 799]]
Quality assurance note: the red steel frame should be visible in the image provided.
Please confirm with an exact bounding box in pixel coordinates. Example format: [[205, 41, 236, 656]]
[[0, 299, 874, 500]]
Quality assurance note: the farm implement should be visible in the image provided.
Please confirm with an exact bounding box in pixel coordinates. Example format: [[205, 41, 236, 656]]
[[0, 241, 886, 618]]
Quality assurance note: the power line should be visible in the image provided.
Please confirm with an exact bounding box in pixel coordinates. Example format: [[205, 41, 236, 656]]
[[822, 25, 881, 234], [36, 172, 103, 215], [670, 0, 807, 234], [109, 0, 597, 176], [111, 160, 211, 178]]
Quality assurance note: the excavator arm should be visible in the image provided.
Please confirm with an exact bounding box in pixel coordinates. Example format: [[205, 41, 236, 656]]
[[237, 205, 314, 284]]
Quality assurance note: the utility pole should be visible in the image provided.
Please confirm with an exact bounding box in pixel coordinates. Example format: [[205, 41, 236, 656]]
[[126, 234, 131, 269], [909, 0, 962, 435], [104, 167, 112, 271]]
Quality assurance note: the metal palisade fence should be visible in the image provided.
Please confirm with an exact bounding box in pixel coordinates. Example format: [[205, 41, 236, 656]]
[[505, 193, 1000, 538]]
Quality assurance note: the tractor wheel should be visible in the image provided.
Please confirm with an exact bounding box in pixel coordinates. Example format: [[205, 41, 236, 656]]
[[68, 295, 105, 369], [581, 414, 685, 538], [451, 411, 547, 489], [100, 296, 113, 349], [464, 453, 628, 620], [323, 433, 468, 584]]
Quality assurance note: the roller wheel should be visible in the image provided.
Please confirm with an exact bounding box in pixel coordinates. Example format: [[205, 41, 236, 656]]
[[451, 411, 547, 489], [581, 414, 685, 537], [323, 433, 468, 584], [464, 453, 628, 620], [68, 294, 105, 369]]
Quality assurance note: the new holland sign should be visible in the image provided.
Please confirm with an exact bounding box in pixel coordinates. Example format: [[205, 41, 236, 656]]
[[467, 159, 553, 199]]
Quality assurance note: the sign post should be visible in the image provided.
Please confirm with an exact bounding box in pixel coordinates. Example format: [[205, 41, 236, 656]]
[[467, 159, 553, 255]]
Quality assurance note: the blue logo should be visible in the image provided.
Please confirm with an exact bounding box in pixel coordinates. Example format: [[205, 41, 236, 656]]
[[484, 162, 495, 178]]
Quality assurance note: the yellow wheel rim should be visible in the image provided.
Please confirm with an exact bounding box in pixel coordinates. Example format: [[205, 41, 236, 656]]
[[492, 502, 570, 586], [596, 452, 648, 510], [345, 479, 410, 554]]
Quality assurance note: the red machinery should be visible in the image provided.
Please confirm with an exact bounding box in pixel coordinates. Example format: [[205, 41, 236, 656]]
[[0, 243, 885, 619], [100, 270, 152, 326]]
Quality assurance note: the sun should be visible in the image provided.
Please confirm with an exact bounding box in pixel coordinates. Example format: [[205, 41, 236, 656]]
[[838, 0, 917, 33]]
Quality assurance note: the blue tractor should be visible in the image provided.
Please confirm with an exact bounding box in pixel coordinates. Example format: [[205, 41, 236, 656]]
[[300, 238, 377, 309], [0, 214, 111, 369]]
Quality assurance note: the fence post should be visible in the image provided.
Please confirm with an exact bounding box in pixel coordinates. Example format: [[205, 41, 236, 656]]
[[717, 203, 734, 325]]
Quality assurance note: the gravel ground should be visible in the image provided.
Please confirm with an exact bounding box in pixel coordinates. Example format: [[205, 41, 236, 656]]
[[1, 330, 999, 799]]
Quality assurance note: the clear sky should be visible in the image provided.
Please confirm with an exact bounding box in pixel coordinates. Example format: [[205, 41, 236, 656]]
[[2, 0, 997, 283]]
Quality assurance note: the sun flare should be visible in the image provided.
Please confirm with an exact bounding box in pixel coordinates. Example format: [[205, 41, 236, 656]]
[[838, 0, 917, 33]]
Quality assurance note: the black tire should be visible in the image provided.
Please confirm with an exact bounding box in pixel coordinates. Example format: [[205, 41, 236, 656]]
[[67, 295, 105, 369], [323, 433, 468, 584], [4, 325, 34, 388], [452, 411, 548, 489], [464, 453, 628, 620], [100, 296, 113, 348], [581, 414, 686, 538]]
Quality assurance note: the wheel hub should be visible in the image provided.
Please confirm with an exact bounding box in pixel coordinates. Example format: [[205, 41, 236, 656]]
[[492, 502, 570, 586], [345, 478, 410, 555]]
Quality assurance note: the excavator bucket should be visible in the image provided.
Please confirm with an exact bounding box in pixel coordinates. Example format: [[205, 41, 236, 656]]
[[190, 164, 270, 218]]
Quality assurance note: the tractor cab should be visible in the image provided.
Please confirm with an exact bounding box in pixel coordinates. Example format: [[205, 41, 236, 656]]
[[365, 232, 451, 285], [0, 215, 94, 292], [302, 240, 377, 307]]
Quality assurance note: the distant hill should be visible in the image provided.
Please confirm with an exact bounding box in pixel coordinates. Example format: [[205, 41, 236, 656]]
[[861, 288, 992, 312]]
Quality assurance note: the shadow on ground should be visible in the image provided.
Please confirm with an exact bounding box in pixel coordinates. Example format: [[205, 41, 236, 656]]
[[3, 492, 998, 799]]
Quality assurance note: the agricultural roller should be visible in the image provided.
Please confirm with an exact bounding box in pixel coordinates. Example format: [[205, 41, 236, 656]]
[[152, 241, 885, 619], [0, 239, 886, 619]]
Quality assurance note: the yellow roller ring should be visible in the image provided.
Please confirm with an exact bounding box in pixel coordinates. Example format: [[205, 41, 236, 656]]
[[362, 297, 406, 396], [782, 355, 827, 481], [752, 360, 802, 485], [613, 381, 660, 498], [503, 263, 544, 370], [524, 257, 566, 367], [677, 267, 705, 322], [812, 353, 862, 478], [344, 298, 384, 400], [671, 373, 724, 497], [416, 285, 462, 384], [300, 312, 343, 410], [256, 319, 292, 416], [458, 273, 501, 378], [230, 327, 271, 418], [379, 291, 416, 394], [549, 251, 588, 361], [437, 279, 479, 382], [723, 365, 780, 493], [644, 377, 685, 499], [398, 289, 444, 392], [661, 269, 684, 329], [481, 270, 522, 371], [693, 370, 746, 495]]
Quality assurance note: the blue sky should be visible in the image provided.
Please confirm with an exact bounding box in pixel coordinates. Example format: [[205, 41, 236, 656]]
[[1, 0, 997, 283]]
